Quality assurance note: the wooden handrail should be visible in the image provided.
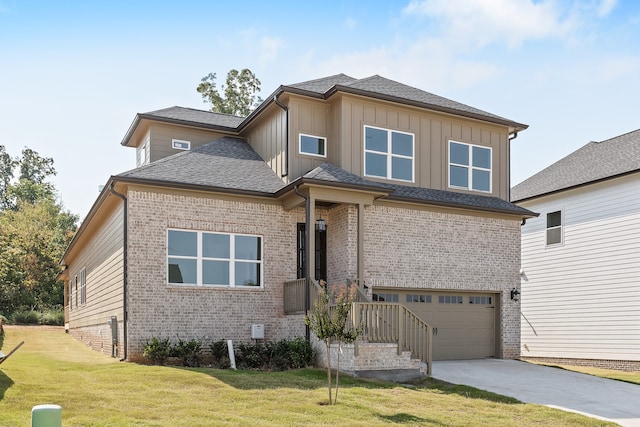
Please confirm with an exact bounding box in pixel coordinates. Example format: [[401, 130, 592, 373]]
[[350, 302, 432, 375]]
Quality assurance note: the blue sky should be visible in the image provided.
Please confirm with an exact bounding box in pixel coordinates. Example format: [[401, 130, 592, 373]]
[[1, 0, 639, 217]]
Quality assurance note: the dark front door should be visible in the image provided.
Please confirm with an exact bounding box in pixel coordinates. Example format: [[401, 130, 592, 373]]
[[297, 223, 327, 282]]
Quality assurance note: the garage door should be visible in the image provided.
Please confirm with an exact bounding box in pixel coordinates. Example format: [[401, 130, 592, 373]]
[[377, 291, 496, 360]]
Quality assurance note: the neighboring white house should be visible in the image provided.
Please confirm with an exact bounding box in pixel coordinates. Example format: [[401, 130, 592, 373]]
[[512, 129, 640, 371]]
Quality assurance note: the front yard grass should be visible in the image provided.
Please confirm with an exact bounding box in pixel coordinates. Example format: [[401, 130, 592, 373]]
[[0, 327, 616, 426]]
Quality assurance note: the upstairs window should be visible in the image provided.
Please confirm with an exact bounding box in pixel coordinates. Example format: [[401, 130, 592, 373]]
[[449, 141, 492, 192], [137, 143, 147, 167], [299, 134, 326, 157], [364, 126, 414, 182], [168, 229, 262, 287], [172, 139, 191, 150], [546, 211, 563, 246]]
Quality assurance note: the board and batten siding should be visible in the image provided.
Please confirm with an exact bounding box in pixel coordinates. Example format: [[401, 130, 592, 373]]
[[68, 202, 125, 330], [519, 173, 640, 361], [148, 123, 231, 163], [245, 107, 287, 181], [336, 95, 511, 200]]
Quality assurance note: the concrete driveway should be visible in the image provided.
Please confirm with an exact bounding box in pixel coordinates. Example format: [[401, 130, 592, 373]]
[[431, 359, 640, 427]]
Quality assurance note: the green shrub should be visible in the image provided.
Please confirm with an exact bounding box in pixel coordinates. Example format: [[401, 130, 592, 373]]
[[12, 310, 39, 325], [209, 340, 230, 369], [143, 337, 172, 365], [38, 309, 64, 326], [236, 342, 269, 370], [173, 337, 202, 367], [269, 337, 314, 371]]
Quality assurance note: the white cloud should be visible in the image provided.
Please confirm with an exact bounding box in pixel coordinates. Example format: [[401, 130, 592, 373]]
[[258, 36, 283, 63], [595, 55, 640, 81], [596, 0, 617, 17], [345, 17, 357, 31], [403, 0, 584, 49]]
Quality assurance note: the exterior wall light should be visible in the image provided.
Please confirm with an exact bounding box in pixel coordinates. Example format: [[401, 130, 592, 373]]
[[510, 288, 520, 301], [316, 217, 326, 232]]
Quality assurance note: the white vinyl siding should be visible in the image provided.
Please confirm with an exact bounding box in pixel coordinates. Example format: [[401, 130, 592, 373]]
[[519, 174, 640, 361]]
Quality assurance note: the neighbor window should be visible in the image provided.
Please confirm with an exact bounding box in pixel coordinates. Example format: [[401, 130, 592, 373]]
[[364, 126, 414, 182], [172, 139, 191, 150], [546, 211, 562, 246], [448, 141, 492, 192], [80, 267, 87, 306], [299, 134, 326, 157], [167, 229, 262, 287]]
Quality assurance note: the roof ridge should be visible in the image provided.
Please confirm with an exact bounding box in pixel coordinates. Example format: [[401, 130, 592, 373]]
[[595, 128, 640, 144], [147, 105, 244, 119]]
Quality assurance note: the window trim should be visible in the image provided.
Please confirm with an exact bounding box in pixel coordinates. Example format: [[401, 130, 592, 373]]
[[448, 140, 492, 193], [79, 267, 87, 306], [299, 133, 327, 158], [167, 229, 263, 288], [172, 139, 191, 151], [546, 210, 563, 246], [363, 125, 415, 183]]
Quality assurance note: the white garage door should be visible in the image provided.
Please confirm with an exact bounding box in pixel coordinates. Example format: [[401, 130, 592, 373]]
[[376, 291, 496, 360]]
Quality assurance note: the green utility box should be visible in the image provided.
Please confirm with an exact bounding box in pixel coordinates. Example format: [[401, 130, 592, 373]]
[[31, 404, 62, 427]]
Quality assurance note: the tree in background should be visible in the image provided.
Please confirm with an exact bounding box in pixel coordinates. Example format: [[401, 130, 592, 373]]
[[196, 68, 262, 117], [0, 147, 77, 316]]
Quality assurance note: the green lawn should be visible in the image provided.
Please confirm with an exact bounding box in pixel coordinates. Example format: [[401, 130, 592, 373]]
[[0, 327, 616, 427]]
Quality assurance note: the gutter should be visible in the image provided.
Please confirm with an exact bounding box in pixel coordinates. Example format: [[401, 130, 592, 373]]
[[508, 132, 519, 202], [274, 93, 289, 178], [294, 185, 311, 342], [109, 183, 129, 362]]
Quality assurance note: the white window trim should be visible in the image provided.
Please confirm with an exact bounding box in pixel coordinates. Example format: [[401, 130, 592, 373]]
[[545, 210, 564, 247], [363, 125, 415, 183], [172, 139, 191, 150], [448, 140, 492, 193], [167, 229, 263, 288], [80, 267, 87, 306], [299, 133, 327, 158]]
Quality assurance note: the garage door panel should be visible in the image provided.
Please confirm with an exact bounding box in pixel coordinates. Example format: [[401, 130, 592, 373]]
[[398, 291, 496, 360]]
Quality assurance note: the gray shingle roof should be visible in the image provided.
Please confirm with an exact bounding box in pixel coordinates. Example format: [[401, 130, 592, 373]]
[[282, 74, 526, 130], [301, 163, 534, 216], [118, 137, 285, 194], [141, 106, 245, 128], [511, 129, 640, 202]]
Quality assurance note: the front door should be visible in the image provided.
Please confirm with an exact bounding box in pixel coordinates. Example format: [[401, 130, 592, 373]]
[[297, 223, 327, 282]]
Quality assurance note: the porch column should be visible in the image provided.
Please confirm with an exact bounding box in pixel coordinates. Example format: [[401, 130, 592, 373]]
[[357, 202, 365, 282], [308, 195, 316, 283]]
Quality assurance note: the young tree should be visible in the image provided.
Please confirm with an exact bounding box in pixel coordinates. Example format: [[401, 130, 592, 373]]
[[305, 282, 360, 405], [196, 68, 262, 117]]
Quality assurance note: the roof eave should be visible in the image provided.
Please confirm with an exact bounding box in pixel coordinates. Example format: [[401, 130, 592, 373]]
[[327, 85, 528, 132], [275, 177, 393, 198], [385, 194, 538, 218]]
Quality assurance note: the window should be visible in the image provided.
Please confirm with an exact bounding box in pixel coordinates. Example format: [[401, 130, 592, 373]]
[[167, 229, 262, 287], [364, 126, 414, 182], [138, 143, 147, 167], [299, 134, 326, 157], [448, 141, 492, 192], [68, 277, 74, 310], [469, 296, 492, 305], [372, 293, 399, 302], [438, 295, 463, 304], [172, 139, 191, 150], [406, 294, 432, 303], [74, 275, 78, 307], [546, 211, 562, 245], [80, 268, 87, 306]]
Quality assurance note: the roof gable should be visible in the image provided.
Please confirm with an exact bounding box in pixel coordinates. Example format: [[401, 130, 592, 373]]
[[512, 129, 640, 202], [118, 137, 285, 194]]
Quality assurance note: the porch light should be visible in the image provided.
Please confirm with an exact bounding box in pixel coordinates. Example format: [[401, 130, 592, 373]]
[[510, 288, 520, 301], [316, 217, 326, 232]]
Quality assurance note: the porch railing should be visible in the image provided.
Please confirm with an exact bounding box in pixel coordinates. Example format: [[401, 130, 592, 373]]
[[350, 302, 432, 375], [283, 278, 323, 314]]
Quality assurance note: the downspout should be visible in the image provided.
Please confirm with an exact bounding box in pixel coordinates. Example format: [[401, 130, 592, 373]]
[[294, 184, 310, 341], [274, 93, 289, 178], [109, 183, 128, 361], [508, 131, 518, 202]]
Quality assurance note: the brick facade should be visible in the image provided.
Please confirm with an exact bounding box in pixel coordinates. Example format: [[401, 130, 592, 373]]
[[521, 357, 640, 372]]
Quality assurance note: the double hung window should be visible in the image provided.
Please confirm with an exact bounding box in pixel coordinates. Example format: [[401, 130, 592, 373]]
[[449, 141, 492, 192], [364, 126, 414, 182], [546, 211, 562, 246], [168, 229, 262, 287]]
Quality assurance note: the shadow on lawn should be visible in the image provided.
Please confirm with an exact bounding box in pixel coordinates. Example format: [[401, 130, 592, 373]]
[[177, 366, 520, 405], [0, 369, 15, 400]]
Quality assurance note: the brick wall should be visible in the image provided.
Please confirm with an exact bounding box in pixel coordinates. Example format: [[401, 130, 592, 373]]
[[362, 204, 522, 359], [522, 357, 640, 372], [125, 190, 306, 357]]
